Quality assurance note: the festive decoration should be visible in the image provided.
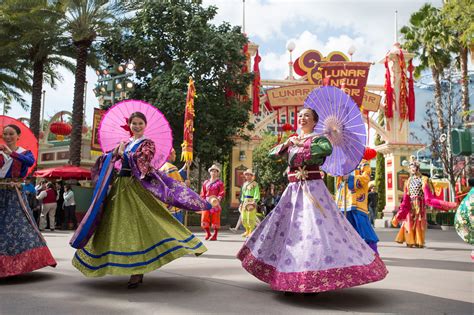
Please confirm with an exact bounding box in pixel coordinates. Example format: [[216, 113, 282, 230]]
[[293, 57, 306, 76], [398, 50, 409, 122], [50, 121, 72, 137], [281, 123, 293, 132], [384, 56, 394, 119], [181, 77, 196, 163], [407, 59, 416, 122], [363, 147, 377, 161], [252, 50, 262, 114]]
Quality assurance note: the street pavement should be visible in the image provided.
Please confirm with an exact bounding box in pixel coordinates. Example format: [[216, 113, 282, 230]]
[[0, 228, 472, 315]]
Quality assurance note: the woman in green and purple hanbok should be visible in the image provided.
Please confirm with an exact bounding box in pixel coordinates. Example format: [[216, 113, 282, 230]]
[[72, 112, 210, 288]]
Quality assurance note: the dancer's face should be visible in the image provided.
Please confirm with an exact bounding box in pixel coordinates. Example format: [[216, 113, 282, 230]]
[[210, 169, 219, 178], [168, 149, 176, 162], [409, 164, 418, 175], [298, 109, 316, 132], [2, 126, 19, 146], [129, 117, 146, 138], [244, 173, 253, 181]]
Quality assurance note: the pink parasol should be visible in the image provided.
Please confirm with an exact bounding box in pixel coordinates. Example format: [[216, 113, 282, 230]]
[[0, 115, 38, 176], [98, 100, 172, 170]]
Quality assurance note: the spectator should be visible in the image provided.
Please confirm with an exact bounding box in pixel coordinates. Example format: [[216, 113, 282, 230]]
[[23, 178, 40, 224], [62, 184, 77, 230], [55, 181, 65, 229], [37, 182, 57, 231], [368, 185, 378, 225]]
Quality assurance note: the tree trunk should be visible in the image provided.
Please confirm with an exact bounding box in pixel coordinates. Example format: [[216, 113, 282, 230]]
[[431, 67, 445, 131], [29, 59, 45, 139], [69, 40, 91, 166], [459, 45, 470, 125]]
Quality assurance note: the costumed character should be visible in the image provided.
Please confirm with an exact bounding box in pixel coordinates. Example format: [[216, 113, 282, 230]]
[[0, 122, 56, 277], [159, 148, 188, 223], [200, 164, 225, 241], [454, 178, 473, 250], [336, 147, 379, 253], [392, 156, 457, 248], [240, 169, 261, 238], [71, 110, 211, 288], [237, 108, 388, 294]]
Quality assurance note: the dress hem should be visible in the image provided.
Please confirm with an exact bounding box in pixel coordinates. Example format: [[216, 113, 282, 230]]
[[237, 246, 388, 293], [0, 246, 57, 278]]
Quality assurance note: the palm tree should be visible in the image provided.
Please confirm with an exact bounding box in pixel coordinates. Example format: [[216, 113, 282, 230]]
[[401, 4, 451, 131], [64, 0, 127, 166], [0, 59, 32, 110], [0, 0, 75, 138], [442, 0, 473, 125]]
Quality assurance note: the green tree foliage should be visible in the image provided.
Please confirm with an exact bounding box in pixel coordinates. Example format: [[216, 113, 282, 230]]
[[401, 4, 452, 131], [374, 110, 386, 216], [100, 0, 253, 169], [64, 0, 127, 166], [441, 0, 473, 124], [0, 0, 75, 138], [253, 133, 288, 190]]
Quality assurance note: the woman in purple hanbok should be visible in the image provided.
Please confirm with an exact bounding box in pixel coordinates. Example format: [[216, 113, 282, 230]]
[[237, 108, 388, 293]]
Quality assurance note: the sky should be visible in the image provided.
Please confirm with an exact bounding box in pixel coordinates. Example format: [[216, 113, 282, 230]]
[[8, 0, 448, 133]]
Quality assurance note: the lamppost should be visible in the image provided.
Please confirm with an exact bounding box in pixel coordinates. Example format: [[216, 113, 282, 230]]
[[93, 61, 135, 109], [348, 45, 356, 61], [286, 41, 296, 80], [41, 90, 46, 131]]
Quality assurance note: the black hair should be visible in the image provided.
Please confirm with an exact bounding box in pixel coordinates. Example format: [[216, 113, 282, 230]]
[[468, 178, 474, 187], [128, 112, 147, 125], [300, 108, 319, 125], [3, 124, 21, 135], [46, 182, 54, 189]]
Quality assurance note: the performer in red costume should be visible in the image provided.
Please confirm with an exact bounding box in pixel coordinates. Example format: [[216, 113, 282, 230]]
[[200, 164, 225, 241]]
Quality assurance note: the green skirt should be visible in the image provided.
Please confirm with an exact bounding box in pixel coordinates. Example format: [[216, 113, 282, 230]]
[[72, 176, 207, 277]]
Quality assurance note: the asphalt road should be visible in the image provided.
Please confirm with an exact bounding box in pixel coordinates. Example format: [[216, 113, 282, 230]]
[[0, 228, 472, 315]]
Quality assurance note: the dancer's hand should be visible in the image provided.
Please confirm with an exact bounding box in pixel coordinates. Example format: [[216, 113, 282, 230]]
[[118, 141, 126, 157], [0, 144, 12, 155]]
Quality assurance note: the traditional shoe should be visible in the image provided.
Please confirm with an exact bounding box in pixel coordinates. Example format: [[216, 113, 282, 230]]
[[241, 232, 248, 238], [127, 275, 143, 289], [205, 234, 211, 240]]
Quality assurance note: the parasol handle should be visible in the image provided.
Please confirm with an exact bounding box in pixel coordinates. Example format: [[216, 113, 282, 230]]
[[343, 179, 347, 217]]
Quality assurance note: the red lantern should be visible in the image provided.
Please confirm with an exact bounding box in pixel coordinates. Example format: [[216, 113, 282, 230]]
[[363, 147, 377, 161], [50, 121, 72, 136], [82, 125, 88, 134], [282, 123, 294, 132], [39, 131, 44, 139]]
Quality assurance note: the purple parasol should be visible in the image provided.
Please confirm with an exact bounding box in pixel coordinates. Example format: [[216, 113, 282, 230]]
[[304, 86, 366, 176]]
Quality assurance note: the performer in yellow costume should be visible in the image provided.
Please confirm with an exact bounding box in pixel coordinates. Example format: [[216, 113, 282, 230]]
[[336, 148, 379, 253], [240, 169, 261, 238], [159, 148, 188, 223]]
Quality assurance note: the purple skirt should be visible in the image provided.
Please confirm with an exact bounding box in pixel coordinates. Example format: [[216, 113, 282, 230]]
[[237, 179, 387, 293]]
